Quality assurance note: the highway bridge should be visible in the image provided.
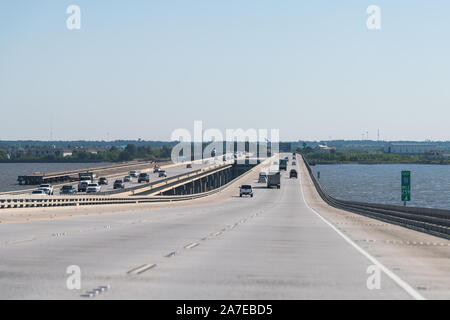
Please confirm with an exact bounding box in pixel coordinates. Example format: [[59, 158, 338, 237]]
[[0, 154, 448, 299]]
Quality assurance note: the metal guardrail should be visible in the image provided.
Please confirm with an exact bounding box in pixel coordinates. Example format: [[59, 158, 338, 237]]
[[2, 155, 234, 196], [0, 159, 260, 210], [301, 155, 450, 240]]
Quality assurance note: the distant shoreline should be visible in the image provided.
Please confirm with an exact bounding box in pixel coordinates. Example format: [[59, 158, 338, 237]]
[[309, 161, 450, 165], [0, 160, 109, 164], [302, 151, 450, 166]]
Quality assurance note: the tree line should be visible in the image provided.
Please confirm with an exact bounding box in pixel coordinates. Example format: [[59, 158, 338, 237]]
[[0, 144, 173, 163]]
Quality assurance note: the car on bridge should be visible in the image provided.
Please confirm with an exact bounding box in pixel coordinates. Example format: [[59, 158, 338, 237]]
[[292, 161, 296, 166], [186, 163, 192, 168], [31, 189, 48, 196], [138, 173, 150, 183], [38, 184, 54, 195], [86, 183, 101, 193], [98, 177, 108, 185], [258, 171, 267, 183], [78, 180, 91, 192], [60, 185, 77, 195], [289, 169, 298, 178], [129, 170, 139, 178], [240, 185, 253, 197], [153, 166, 160, 173], [113, 179, 125, 189], [158, 170, 167, 177], [124, 175, 131, 182]]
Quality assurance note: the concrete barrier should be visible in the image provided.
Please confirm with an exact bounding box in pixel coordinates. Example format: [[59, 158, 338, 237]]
[[301, 155, 450, 240]]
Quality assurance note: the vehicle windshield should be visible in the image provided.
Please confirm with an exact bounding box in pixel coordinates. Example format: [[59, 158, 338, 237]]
[[241, 185, 252, 189]]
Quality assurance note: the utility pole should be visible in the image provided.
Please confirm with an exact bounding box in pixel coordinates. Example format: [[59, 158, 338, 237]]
[[50, 118, 53, 141]]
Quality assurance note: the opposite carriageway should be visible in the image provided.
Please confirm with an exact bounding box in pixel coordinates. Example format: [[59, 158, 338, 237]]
[[0, 158, 263, 210]]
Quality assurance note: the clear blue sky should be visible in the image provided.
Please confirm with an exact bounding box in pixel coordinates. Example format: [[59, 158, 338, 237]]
[[1, 1, 450, 141]]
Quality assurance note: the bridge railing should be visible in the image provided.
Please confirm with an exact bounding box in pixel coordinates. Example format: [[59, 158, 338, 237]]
[[301, 155, 450, 240], [0, 158, 261, 211]]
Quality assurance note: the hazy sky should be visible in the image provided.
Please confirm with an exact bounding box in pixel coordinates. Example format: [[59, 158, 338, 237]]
[[1, 1, 450, 141]]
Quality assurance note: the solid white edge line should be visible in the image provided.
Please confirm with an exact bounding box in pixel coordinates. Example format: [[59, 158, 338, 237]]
[[298, 165, 425, 300]]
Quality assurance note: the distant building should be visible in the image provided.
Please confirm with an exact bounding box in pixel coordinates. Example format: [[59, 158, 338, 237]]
[[384, 143, 436, 155], [27, 147, 73, 157], [314, 144, 336, 153]]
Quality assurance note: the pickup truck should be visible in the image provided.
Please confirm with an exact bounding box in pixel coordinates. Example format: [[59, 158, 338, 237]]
[[86, 183, 101, 193], [78, 180, 91, 192]]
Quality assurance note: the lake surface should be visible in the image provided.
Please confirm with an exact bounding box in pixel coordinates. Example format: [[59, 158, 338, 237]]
[[0, 163, 111, 192], [311, 164, 450, 210]]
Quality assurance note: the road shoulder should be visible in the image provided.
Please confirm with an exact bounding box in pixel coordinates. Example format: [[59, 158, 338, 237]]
[[298, 156, 450, 299]]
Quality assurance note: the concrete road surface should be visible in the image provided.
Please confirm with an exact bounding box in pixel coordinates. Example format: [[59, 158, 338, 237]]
[[0, 155, 448, 299]]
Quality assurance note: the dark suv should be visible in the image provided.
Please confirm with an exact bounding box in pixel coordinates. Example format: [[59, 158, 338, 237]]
[[138, 173, 150, 183], [99, 177, 108, 185], [289, 169, 298, 178], [113, 179, 125, 189], [60, 185, 76, 195]]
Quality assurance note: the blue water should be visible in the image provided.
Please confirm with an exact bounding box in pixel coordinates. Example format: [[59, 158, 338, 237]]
[[311, 164, 450, 210], [0, 163, 111, 192]]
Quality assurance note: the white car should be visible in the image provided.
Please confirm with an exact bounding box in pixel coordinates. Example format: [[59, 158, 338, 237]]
[[86, 183, 101, 193], [38, 184, 54, 195], [129, 170, 138, 178], [32, 189, 48, 195], [158, 170, 167, 177], [240, 185, 253, 197]]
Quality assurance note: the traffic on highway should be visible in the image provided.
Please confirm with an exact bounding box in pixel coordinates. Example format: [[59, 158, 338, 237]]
[[25, 157, 235, 196]]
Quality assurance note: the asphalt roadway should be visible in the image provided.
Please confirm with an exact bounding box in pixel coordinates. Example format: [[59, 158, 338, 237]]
[[0, 154, 448, 299], [16, 157, 231, 195]]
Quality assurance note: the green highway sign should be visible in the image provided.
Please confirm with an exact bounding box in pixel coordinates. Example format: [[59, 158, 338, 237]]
[[401, 171, 411, 202]]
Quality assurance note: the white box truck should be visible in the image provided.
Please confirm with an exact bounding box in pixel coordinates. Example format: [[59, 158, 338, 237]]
[[267, 171, 280, 189]]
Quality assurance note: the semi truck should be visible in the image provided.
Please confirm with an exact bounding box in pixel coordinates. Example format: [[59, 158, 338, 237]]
[[267, 171, 280, 189]]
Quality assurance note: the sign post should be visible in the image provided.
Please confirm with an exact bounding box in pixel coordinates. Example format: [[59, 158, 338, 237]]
[[401, 171, 411, 206]]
